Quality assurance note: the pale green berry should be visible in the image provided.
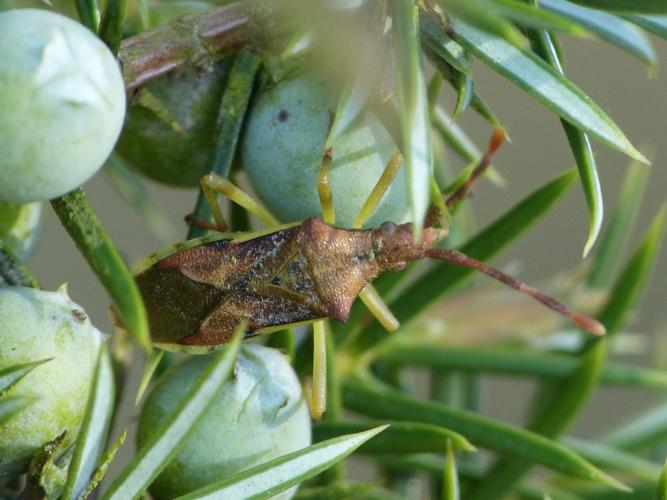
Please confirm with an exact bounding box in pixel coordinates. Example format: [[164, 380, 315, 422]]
[[138, 344, 311, 499], [0, 9, 126, 202], [0, 201, 43, 261], [116, 1, 231, 187], [0, 286, 105, 476], [241, 72, 409, 228]]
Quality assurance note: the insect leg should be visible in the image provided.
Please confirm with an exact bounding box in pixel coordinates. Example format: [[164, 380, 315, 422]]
[[352, 151, 403, 229], [348, 151, 403, 332], [358, 284, 400, 332], [310, 320, 327, 419], [310, 149, 342, 419], [426, 247, 606, 336], [317, 149, 336, 224], [310, 151, 333, 416], [200, 173, 279, 228]]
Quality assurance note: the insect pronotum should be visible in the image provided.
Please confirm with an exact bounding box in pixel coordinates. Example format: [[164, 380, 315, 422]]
[[129, 128, 604, 418]]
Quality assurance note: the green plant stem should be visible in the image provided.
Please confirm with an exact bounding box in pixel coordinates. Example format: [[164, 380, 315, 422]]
[[51, 189, 150, 351], [118, 1, 276, 92], [188, 51, 260, 239]]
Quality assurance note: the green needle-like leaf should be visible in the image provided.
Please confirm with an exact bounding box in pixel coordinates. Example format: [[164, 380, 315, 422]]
[[313, 421, 475, 453], [377, 454, 477, 479], [447, 17, 647, 162], [0, 242, 39, 288], [451, 70, 473, 119], [563, 123, 603, 257], [568, 0, 667, 14], [657, 460, 667, 500], [623, 15, 667, 38], [605, 401, 667, 452], [81, 430, 128, 500], [343, 378, 625, 489], [74, 0, 100, 31], [492, 0, 591, 34], [51, 189, 150, 351], [175, 425, 389, 500], [0, 396, 32, 424], [380, 343, 667, 388], [135, 349, 164, 405], [422, 19, 472, 74], [98, 0, 127, 55], [188, 51, 260, 239], [540, 0, 657, 70], [587, 161, 648, 288], [563, 436, 662, 482], [320, 327, 344, 485], [438, 0, 527, 46], [0, 358, 51, 397], [62, 345, 115, 500], [136, 0, 149, 29], [295, 483, 397, 500], [102, 328, 243, 500], [522, 27, 602, 255], [392, 0, 432, 235], [470, 93, 502, 126], [443, 440, 459, 500], [593, 204, 666, 336]]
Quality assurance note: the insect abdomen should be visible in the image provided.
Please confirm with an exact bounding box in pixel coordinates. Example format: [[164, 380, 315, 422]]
[[135, 265, 225, 344]]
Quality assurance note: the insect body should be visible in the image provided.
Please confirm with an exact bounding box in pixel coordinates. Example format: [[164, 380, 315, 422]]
[[133, 129, 604, 355], [136, 219, 443, 350], [130, 129, 604, 416]]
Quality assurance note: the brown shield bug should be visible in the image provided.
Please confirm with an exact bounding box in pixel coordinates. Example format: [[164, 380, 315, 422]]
[[128, 128, 604, 417]]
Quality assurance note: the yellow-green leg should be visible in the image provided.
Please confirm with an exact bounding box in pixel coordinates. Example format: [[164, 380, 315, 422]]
[[308, 152, 338, 419], [201, 172, 327, 418], [310, 320, 328, 419], [352, 151, 403, 228], [200, 173, 279, 229], [309, 150, 404, 418], [350, 151, 402, 332], [317, 150, 336, 225]]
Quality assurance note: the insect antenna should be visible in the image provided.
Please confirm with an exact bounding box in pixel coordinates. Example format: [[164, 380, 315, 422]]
[[425, 247, 606, 336], [425, 127, 506, 227], [445, 127, 506, 209]]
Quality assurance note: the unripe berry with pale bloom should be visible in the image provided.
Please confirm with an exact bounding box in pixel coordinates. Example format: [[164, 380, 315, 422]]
[[138, 344, 311, 499], [0, 286, 104, 476], [0, 9, 125, 202]]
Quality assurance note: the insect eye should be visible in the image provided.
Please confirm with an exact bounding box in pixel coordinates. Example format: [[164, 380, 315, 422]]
[[380, 221, 397, 234]]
